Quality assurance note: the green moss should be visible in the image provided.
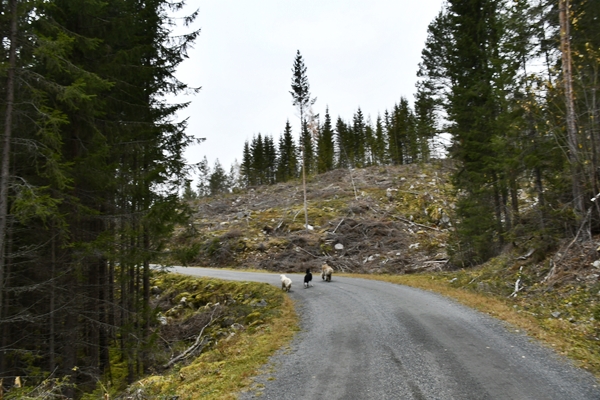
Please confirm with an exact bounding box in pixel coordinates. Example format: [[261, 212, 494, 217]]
[[115, 273, 296, 399]]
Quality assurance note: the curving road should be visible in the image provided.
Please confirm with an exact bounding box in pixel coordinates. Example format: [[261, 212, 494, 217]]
[[173, 267, 600, 399]]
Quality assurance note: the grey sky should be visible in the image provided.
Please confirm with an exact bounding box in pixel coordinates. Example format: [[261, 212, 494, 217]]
[[171, 1, 445, 173]]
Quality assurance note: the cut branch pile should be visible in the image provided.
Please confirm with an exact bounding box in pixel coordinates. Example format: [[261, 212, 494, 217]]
[[162, 304, 221, 370]]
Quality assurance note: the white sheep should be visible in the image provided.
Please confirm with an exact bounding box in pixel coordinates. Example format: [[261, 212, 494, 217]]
[[321, 264, 333, 282], [280, 274, 292, 292]]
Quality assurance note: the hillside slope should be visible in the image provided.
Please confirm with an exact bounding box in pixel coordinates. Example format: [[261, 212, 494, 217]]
[[169, 160, 600, 378], [173, 161, 454, 274]]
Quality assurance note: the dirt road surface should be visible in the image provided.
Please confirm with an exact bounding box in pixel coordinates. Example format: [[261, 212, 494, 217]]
[[173, 266, 600, 399]]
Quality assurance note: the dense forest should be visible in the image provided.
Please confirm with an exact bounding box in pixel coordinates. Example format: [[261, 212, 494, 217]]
[[1, 0, 599, 397], [0, 0, 199, 397]]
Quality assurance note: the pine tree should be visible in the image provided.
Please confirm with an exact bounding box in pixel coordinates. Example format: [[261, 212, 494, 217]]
[[416, 9, 453, 109], [0, 0, 114, 382]]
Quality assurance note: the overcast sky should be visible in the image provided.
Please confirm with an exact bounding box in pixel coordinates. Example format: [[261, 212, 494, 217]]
[[171, 1, 445, 174]]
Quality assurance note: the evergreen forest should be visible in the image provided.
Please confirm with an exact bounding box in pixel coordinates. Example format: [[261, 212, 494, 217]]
[[1, 0, 600, 397], [0, 0, 200, 396]]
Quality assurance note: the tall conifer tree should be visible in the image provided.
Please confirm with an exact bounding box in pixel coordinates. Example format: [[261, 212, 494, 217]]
[[372, 115, 388, 165], [251, 134, 265, 185], [317, 108, 335, 173], [336, 117, 352, 168], [352, 108, 367, 167], [264, 135, 278, 184], [209, 159, 230, 196], [0, 0, 200, 386], [289, 50, 315, 230], [290, 50, 316, 128], [240, 141, 252, 187], [277, 120, 298, 182], [300, 120, 315, 175]]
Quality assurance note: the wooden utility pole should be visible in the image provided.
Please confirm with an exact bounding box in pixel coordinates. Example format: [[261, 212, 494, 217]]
[[559, 0, 584, 218]]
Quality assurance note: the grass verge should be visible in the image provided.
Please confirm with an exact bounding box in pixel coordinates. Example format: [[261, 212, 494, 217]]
[[123, 276, 299, 399]]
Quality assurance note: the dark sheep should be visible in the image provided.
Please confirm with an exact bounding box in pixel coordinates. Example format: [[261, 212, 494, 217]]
[[304, 268, 313, 288]]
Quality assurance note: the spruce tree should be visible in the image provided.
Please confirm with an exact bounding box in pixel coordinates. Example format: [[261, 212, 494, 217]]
[[387, 99, 416, 165], [241, 140, 252, 187], [196, 156, 211, 196], [209, 159, 230, 196], [316, 108, 335, 173], [352, 108, 367, 167], [182, 181, 198, 200], [336, 117, 352, 168], [300, 120, 315, 175], [364, 119, 376, 166], [372, 115, 388, 165], [0, 0, 200, 387], [290, 50, 316, 128], [289, 50, 315, 230], [414, 86, 437, 161], [569, 0, 600, 223], [251, 134, 265, 185], [264, 135, 278, 184], [277, 120, 298, 182], [445, 0, 506, 263]]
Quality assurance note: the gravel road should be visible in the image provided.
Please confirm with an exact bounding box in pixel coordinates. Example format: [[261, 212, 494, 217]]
[[173, 266, 600, 399]]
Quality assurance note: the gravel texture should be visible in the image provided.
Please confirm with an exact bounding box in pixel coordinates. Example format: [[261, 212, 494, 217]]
[[174, 267, 600, 399]]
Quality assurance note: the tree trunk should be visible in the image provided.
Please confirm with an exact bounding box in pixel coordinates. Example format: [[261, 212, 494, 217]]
[[559, 0, 585, 221], [300, 109, 309, 232], [49, 232, 56, 371], [98, 258, 109, 376], [492, 178, 504, 246], [509, 176, 520, 225], [142, 229, 150, 373], [0, 0, 17, 325]]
